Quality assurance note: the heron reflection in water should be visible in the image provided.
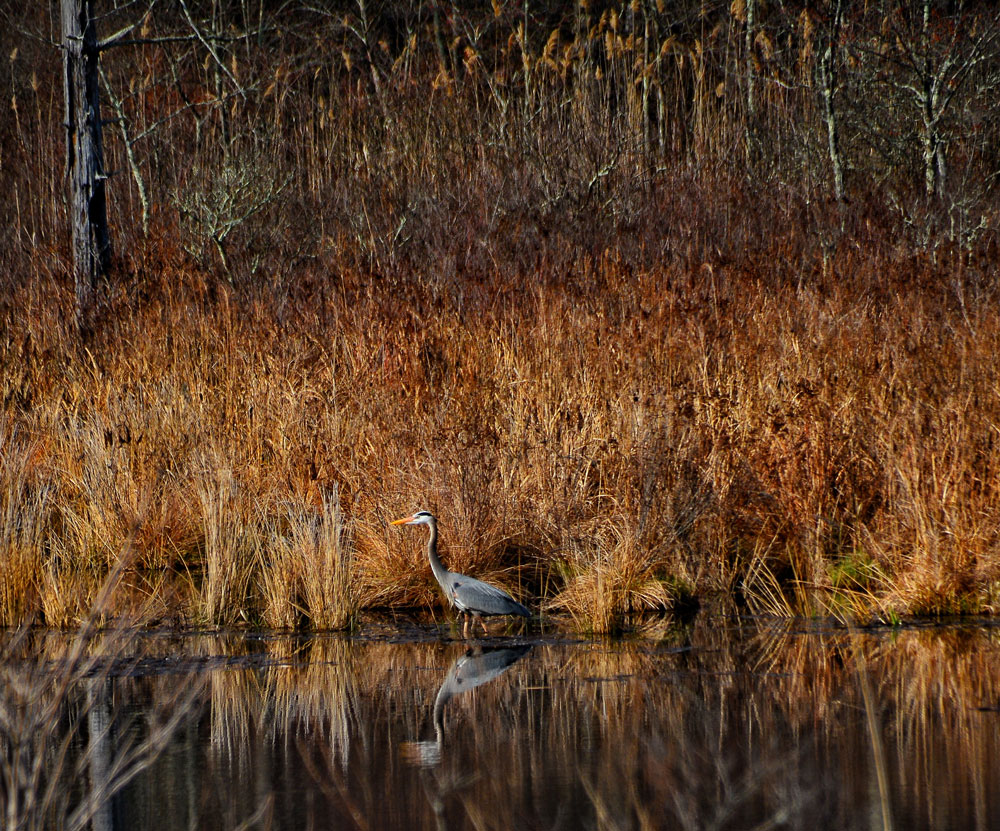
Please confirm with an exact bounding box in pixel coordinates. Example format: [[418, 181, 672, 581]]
[[391, 511, 530, 637], [402, 645, 532, 767]]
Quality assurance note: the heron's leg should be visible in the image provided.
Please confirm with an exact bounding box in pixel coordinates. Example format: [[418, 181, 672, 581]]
[[477, 614, 490, 637], [461, 613, 470, 639]]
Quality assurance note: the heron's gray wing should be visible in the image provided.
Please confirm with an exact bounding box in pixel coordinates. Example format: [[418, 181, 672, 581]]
[[449, 574, 529, 616]]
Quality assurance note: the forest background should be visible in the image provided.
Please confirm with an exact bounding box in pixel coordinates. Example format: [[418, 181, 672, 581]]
[[2, 0, 999, 632]]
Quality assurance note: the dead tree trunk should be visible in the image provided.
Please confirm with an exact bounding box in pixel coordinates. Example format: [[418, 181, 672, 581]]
[[819, 0, 845, 202], [744, 0, 757, 161], [62, 0, 111, 334]]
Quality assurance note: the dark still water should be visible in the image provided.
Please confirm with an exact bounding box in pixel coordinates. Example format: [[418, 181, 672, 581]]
[[3, 617, 999, 831]]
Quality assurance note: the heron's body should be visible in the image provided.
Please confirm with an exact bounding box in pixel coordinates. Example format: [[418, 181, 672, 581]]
[[391, 511, 529, 636]]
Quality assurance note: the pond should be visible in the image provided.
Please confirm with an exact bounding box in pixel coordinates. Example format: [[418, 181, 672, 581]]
[[3, 615, 999, 830]]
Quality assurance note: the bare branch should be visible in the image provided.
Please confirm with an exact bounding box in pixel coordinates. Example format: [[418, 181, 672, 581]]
[[177, 0, 245, 97]]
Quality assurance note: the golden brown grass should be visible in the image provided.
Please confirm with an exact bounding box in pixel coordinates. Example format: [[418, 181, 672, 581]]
[[2, 3, 999, 632], [3, 254, 998, 632]]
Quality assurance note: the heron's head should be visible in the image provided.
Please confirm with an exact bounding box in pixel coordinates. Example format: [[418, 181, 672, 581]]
[[390, 510, 435, 527]]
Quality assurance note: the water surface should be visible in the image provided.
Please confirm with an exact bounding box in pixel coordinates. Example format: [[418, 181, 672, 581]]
[[4, 616, 999, 830]]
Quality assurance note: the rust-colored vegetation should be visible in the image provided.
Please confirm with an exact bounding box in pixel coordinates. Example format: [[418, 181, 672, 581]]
[[2, 2, 999, 631]]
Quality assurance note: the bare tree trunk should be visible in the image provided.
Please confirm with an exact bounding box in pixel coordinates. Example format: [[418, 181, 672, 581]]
[[920, 0, 936, 198], [62, 0, 111, 334], [921, 105, 939, 199], [918, 0, 946, 199], [641, 5, 651, 169], [745, 0, 756, 114], [744, 0, 757, 158], [820, 0, 845, 202]]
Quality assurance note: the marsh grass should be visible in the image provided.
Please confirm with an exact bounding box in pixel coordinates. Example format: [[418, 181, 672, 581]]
[[282, 487, 355, 630], [3, 257, 999, 631], [0, 428, 49, 625], [2, 3, 1000, 631]]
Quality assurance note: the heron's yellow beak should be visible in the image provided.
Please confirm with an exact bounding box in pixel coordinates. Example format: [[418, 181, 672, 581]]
[[390, 515, 414, 525]]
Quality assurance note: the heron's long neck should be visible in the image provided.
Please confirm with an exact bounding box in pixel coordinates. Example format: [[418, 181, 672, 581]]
[[426, 520, 448, 584]]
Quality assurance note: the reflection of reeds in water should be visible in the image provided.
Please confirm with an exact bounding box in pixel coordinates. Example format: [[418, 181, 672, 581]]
[[0, 625, 203, 831], [204, 638, 473, 828], [464, 620, 1000, 831], [21, 619, 993, 830], [684, 619, 1000, 831], [875, 628, 999, 829], [208, 636, 389, 776]]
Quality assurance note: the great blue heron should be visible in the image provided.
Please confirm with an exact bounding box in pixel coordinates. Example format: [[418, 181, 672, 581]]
[[390, 511, 530, 636]]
